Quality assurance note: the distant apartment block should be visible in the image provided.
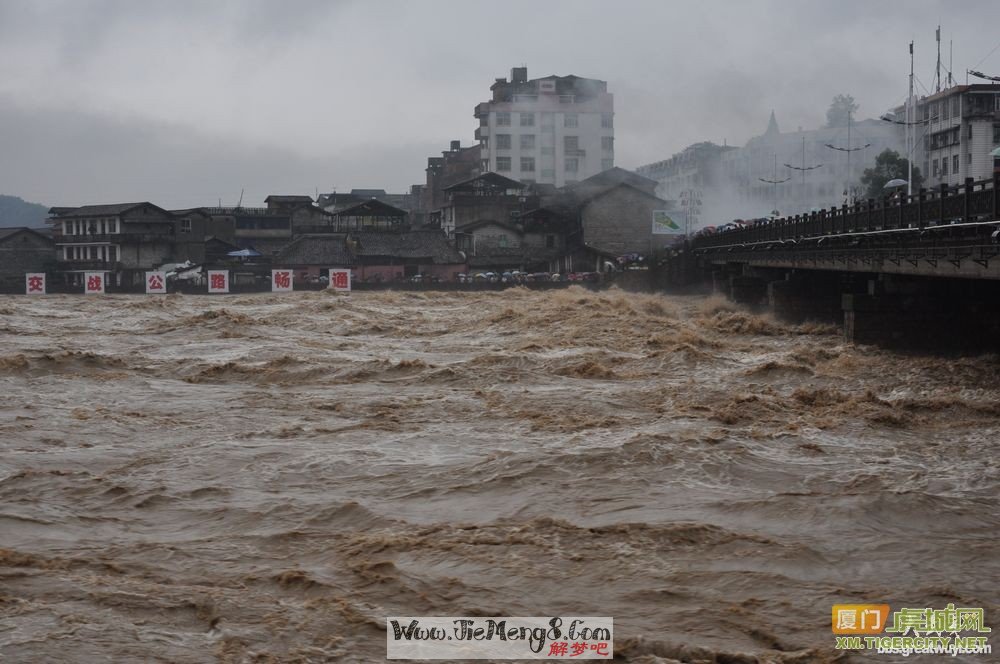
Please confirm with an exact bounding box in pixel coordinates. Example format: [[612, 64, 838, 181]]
[[475, 67, 614, 188]]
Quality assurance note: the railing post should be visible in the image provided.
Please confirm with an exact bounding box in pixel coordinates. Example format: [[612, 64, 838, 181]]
[[918, 188, 926, 228], [964, 177, 974, 222], [940, 183, 948, 224], [840, 204, 848, 234], [867, 199, 875, 231], [994, 172, 1000, 220]]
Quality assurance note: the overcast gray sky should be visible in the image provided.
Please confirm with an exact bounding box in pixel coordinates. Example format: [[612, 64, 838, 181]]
[[2, 0, 999, 208]]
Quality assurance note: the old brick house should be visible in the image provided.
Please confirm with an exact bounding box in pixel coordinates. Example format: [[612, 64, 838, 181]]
[[170, 208, 236, 264], [439, 172, 534, 238], [276, 234, 353, 283], [348, 229, 466, 282], [522, 169, 669, 273], [0, 228, 55, 290]]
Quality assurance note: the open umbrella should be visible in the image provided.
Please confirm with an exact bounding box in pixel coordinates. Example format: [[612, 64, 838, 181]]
[[883, 179, 908, 189]]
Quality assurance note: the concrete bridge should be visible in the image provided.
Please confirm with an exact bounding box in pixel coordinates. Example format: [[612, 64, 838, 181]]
[[663, 174, 1000, 348]]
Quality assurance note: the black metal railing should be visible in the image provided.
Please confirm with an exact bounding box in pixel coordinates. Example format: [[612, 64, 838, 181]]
[[694, 174, 1000, 251]]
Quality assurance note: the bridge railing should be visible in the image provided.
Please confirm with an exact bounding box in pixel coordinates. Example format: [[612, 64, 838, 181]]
[[694, 174, 1000, 249]]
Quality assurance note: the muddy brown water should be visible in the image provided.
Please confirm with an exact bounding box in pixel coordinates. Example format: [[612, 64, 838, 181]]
[[0, 288, 997, 663]]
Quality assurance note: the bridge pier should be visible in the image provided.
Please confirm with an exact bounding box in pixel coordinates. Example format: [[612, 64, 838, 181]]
[[842, 278, 1000, 350], [767, 272, 847, 323], [729, 276, 768, 305]]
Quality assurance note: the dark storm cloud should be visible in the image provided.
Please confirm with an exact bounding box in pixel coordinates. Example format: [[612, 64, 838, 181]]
[[1, 0, 999, 206]]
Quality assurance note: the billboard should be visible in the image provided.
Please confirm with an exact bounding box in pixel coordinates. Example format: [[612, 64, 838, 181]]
[[652, 210, 683, 235]]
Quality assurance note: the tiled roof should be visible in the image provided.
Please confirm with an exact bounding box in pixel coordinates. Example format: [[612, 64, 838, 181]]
[[265, 195, 313, 203], [277, 234, 353, 266], [335, 199, 408, 218], [442, 172, 524, 192], [353, 230, 465, 264], [0, 227, 53, 244], [57, 203, 168, 218]]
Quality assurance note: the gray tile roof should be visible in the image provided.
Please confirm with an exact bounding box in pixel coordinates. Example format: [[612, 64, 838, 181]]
[[353, 230, 465, 264], [277, 234, 354, 266], [58, 203, 165, 218]]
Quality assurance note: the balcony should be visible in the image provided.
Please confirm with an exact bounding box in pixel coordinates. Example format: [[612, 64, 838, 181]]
[[57, 233, 114, 244], [57, 233, 172, 244], [57, 260, 122, 271]]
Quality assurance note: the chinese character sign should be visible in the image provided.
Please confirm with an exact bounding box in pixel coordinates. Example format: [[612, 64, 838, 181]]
[[832, 605, 891, 635], [146, 271, 167, 294], [330, 269, 351, 292], [25, 273, 46, 295], [208, 270, 229, 294], [84, 272, 105, 294], [272, 269, 293, 292]]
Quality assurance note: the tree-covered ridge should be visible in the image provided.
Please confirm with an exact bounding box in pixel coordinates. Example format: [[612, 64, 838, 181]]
[[0, 195, 49, 228]]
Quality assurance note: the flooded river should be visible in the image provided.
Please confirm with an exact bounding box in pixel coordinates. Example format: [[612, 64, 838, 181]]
[[1, 288, 997, 663]]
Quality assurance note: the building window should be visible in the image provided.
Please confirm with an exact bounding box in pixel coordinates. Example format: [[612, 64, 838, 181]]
[[520, 134, 535, 150], [565, 158, 579, 173], [968, 153, 973, 165], [932, 159, 938, 176], [941, 158, 948, 176], [953, 155, 960, 174], [481, 159, 490, 172], [521, 157, 535, 172], [498, 234, 508, 247], [520, 112, 534, 127], [601, 158, 614, 171], [564, 113, 578, 128], [496, 156, 511, 171], [601, 113, 613, 128], [968, 123, 973, 139], [496, 134, 511, 150], [564, 136, 579, 153], [480, 137, 489, 149], [993, 124, 1000, 143], [496, 112, 511, 126], [601, 136, 614, 151], [953, 97, 960, 117], [180, 219, 192, 234]]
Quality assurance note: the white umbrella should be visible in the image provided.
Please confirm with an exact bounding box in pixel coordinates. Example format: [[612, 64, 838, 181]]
[[883, 178, 908, 189]]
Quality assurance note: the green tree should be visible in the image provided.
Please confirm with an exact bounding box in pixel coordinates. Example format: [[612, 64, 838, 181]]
[[826, 94, 859, 128], [859, 149, 924, 200]]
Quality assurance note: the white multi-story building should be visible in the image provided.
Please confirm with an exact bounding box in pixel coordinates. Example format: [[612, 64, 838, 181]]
[[905, 84, 1000, 188], [474, 67, 614, 188]]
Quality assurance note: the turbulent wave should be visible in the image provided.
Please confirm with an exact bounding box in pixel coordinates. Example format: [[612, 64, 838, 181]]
[[0, 289, 997, 662]]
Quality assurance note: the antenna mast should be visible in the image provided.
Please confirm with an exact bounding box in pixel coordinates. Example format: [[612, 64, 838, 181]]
[[948, 38, 954, 87], [909, 41, 914, 196], [935, 25, 942, 92]]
